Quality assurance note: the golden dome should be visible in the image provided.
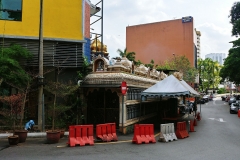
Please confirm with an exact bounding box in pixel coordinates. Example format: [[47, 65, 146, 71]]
[[91, 35, 108, 54]]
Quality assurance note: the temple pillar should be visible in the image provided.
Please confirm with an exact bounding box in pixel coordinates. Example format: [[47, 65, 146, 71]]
[[118, 93, 127, 134]]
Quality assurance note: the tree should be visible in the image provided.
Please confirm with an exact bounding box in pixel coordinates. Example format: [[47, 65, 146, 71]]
[[117, 48, 136, 63], [157, 55, 198, 82], [0, 44, 32, 87], [0, 44, 33, 130], [0, 93, 24, 132], [44, 67, 79, 131], [229, 2, 240, 37], [145, 59, 155, 69], [220, 2, 240, 84], [198, 58, 222, 93]]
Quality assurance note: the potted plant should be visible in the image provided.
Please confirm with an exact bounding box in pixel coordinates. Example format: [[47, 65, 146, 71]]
[[0, 93, 24, 145]]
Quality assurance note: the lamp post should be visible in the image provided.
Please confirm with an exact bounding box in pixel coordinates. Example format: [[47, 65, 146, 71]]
[[200, 66, 204, 114], [200, 66, 204, 92]]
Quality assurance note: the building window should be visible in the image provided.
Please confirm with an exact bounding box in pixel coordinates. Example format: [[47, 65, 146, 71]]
[[0, 0, 22, 21]]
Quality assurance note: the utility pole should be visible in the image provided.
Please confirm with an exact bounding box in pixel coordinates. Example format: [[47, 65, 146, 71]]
[[38, 0, 44, 131]]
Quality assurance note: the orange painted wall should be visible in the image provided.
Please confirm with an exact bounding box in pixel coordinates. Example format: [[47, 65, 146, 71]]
[[126, 18, 195, 66]]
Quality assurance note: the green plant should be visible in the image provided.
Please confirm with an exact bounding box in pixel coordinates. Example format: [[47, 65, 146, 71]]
[[0, 93, 24, 132], [0, 44, 32, 87], [217, 88, 226, 94]]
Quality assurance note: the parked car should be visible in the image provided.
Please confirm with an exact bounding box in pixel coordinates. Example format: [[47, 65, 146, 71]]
[[197, 98, 205, 104], [202, 95, 209, 102], [228, 97, 236, 105], [230, 102, 240, 114]]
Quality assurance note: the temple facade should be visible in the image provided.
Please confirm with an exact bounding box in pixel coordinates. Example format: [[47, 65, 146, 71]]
[[81, 38, 179, 134]]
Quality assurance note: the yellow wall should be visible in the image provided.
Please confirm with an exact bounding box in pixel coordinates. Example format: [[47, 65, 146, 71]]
[[0, 0, 83, 40]]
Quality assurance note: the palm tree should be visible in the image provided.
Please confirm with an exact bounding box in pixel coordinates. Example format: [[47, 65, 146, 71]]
[[116, 48, 136, 63], [198, 58, 221, 94]]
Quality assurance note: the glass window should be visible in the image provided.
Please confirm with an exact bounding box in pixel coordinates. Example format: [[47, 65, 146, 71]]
[[0, 0, 22, 21]]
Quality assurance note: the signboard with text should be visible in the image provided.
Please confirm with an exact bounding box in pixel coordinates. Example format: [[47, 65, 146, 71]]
[[182, 16, 192, 23]]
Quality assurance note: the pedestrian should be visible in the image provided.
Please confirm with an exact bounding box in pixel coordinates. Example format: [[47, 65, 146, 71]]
[[193, 101, 197, 116], [25, 120, 35, 131], [188, 102, 193, 114], [81, 114, 85, 124]]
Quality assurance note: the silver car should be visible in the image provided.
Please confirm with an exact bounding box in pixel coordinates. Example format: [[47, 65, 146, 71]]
[[230, 102, 239, 114], [229, 97, 236, 105]]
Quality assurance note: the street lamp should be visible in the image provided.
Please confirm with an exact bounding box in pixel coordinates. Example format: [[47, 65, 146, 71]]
[[200, 66, 204, 92]]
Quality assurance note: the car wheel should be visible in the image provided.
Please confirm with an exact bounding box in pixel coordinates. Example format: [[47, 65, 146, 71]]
[[230, 110, 233, 114]]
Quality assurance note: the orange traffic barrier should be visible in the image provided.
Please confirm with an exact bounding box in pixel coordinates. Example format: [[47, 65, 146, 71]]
[[189, 120, 195, 132], [132, 124, 156, 144], [175, 121, 189, 139], [96, 123, 118, 142], [193, 118, 197, 126], [68, 125, 94, 147], [238, 110, 240, 118], [196, 112, 201, 121]]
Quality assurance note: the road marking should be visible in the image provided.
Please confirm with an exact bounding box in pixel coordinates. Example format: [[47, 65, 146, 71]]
[[208, 118, 226, 122], [219, 118, 225, 122], [57, 144, 68, 148], [213, 100, 216, 105]]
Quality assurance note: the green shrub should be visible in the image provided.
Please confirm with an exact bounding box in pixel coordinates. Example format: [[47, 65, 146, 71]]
[[217, 88, 226, 94]]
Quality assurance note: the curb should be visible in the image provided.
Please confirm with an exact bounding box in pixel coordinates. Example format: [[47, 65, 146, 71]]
[[0, 132, 69, 139]]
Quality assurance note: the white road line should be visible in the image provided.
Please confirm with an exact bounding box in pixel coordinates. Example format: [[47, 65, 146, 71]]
[[219, 118, 226, 122], [209, 118, 215, 120]]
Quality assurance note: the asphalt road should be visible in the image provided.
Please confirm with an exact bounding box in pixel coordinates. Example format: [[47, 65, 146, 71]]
[[0, 96, 240, 160]]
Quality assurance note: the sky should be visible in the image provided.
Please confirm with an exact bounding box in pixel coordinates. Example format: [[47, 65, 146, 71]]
[[90, 0, 238, 60]]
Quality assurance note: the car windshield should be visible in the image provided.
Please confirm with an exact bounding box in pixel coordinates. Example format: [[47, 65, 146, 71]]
[[233, 103, 239, 106], [230, 98, 236, 100]]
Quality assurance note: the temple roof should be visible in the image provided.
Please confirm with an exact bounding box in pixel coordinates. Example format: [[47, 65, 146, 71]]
[[82, 72, 158, 88]]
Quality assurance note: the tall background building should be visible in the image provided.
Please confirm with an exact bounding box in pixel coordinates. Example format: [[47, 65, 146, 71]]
[[126, 16, 201, 68], [195, 29, 201, 59], [205, 53, 226, 65]]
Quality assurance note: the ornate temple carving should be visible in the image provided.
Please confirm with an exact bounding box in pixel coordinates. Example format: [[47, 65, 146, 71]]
[[134, 64, 149, 77], [159, 71, 167, 80], [150, 69, 160, 80], [88, 37, 172, 85], [173, 71, 183, 80]]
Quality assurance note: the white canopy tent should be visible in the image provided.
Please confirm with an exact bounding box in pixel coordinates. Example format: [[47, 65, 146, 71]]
[[141, 75, 200, 98]]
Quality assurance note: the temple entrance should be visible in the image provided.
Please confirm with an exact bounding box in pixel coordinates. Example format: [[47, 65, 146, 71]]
[[87, 88, 119, 128]]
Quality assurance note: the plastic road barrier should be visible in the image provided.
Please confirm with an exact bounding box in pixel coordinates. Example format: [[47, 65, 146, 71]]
[[193, 118, 197, 126], [96, 123, 118, 142], [238, 110, 240, 118], [68, 125, 94, 147], [175, 121, 189, 139], [189, 120, 195, 132], [159, 123, 177, 142], [196, 112, 201, 121], [132, 124, 156, 144]]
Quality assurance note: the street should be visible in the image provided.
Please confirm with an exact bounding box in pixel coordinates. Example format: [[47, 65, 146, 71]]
[[1, 96, 240, 160]]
